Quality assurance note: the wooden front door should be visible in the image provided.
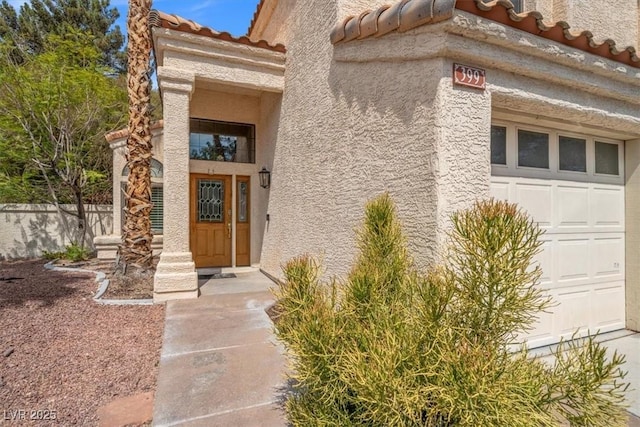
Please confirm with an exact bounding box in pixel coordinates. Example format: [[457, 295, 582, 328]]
[[236, 176, 251, 266], [190, 174, 232, 268]]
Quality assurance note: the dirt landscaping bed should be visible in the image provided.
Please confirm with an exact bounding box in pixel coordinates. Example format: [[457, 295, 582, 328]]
[[0, 259, 165, 426]]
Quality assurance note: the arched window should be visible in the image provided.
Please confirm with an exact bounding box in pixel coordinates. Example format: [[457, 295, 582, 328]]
[[121, 159, 164, 233]]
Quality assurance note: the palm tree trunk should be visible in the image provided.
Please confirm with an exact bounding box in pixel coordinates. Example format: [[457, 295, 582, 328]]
[[120, 0, 153, 269]]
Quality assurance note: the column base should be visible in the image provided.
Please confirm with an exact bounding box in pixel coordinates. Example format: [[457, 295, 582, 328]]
[[154, 252, 199, 303]]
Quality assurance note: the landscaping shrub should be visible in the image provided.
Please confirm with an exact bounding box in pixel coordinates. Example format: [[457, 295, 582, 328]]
[[273, 194, 628, 426], [42, 242, 91, 262]]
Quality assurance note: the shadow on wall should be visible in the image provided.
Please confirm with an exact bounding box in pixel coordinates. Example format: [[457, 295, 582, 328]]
[[0, 204, 113, 260]]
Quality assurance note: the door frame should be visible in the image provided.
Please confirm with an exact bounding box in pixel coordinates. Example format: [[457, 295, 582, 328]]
[[189, 173, 252, 269]]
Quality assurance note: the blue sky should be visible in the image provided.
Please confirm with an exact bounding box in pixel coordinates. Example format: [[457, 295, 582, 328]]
[[7, 0, 261, 37]]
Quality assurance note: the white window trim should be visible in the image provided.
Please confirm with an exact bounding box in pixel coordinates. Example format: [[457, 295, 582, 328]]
[[491, 120, 624, 185]]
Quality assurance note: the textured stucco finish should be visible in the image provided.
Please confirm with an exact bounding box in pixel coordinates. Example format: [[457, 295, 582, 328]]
[[551, 0, 638, 51], [151, 0, 640, 309], [0, 204, 112, 259], [258, 1, 640, 288], [257, 1, 491, 279], [153, 29, 285, 94], [154, 69, 198, 300], [626, 139, 640, 331]]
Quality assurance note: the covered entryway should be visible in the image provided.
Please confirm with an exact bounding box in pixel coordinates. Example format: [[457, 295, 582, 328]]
[[490, 120, 625, 348]]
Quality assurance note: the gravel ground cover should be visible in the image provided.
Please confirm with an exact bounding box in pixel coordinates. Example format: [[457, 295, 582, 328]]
[[0, 260, 165, 426]]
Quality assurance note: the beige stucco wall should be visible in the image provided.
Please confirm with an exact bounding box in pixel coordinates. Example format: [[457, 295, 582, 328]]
[[258, 0, 640, 291], [258, 2, 493, 280], [0, 204, 112, 259], [524, 0, 639, 50]]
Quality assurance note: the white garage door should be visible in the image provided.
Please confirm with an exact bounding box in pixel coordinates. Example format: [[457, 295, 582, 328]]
[[489, 122, 625, 348]]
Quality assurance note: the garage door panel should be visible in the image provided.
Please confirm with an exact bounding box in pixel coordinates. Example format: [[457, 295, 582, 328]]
[[490, 174, 625, 348], [557, 238, 590, 284], [556, 185, 589, 230], [592, 284, 625, 330], [555, 289, 591, 339], [522, 311, 554, 348], [515, 182, 553, 228], [534, 238, 554, 286], [592, 187, 624, 230], [592, 236, 624, 280], [489, 180, 510, 201]]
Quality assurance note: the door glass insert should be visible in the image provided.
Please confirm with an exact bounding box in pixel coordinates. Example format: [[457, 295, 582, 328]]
[[238, 181, 248, 223], [559, 136, 586, 172], [518, 129, 549, 169], [595, 141, 619, 175], [198, 179, 224, 222]]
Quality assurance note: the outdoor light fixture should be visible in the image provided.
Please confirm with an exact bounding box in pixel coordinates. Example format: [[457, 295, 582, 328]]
[[259, 167, 271, 189]]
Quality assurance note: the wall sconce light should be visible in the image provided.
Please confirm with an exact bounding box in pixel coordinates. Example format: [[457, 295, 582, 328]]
[[259, 167, 271, 189]]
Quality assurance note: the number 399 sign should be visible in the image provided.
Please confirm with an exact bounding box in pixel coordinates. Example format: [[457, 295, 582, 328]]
[[453, 63, 486, 90]]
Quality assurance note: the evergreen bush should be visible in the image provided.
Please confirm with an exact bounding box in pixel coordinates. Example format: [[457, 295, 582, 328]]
[[273, 194, 628, 426]]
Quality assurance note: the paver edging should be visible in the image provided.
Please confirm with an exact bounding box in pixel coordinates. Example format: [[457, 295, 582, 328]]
[[44, 260, 154, 306]]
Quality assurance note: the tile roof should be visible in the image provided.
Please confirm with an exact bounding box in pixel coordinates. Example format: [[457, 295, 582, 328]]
[[248, 0, 267, 36], [149, 10, 286, 53], [331, 0, 639, 68]]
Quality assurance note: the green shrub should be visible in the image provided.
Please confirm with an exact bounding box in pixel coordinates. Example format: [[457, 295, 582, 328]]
[[42, 242, 91, 262], [63, 242, 90, 262], [273, 195, 628, 426]]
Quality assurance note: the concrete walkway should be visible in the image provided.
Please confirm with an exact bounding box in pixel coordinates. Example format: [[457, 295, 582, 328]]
[[153, 271, 288, 427], [152, 270, 640, 426]]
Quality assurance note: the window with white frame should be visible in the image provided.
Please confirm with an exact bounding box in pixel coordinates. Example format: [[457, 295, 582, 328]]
[[490, 122, 624, 184], [121, 158, 164, 233]]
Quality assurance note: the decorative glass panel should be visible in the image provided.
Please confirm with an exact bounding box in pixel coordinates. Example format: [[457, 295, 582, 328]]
[[595, 141, 619, 175], [518, 129, 549, 169], [189, 119, 255, 163], [198, 180, 224, 222], [238, 182, 248, 223], [491, 126, 507, 165], [559, 136, 586, 172], [150, 186, 163, 231]]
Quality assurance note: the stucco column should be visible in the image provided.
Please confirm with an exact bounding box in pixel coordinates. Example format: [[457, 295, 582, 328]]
[[154, 67, 198, 302], [433, 63, 492, 252], [625, 138, 640, 331]]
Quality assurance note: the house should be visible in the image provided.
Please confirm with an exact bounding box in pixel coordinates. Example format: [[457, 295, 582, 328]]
[[95, 0, 640, 348]]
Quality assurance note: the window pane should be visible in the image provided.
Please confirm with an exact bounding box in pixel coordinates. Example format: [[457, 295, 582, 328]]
[[518, 129, 549, 169], [238, 181, 248, 223], [189, 119, 255, 163], [595, 141, 619, 175], [151, 187, 163, 232], [491, 126, 507, 165], [559, 136, 586, 172]]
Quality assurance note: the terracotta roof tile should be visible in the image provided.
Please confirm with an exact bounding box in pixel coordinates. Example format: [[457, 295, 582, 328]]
[[248, 0, 267, 36], [149, 10, 286, 53], [331, 0, 639, 68]]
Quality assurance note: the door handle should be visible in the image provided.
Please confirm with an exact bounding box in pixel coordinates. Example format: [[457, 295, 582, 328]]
[[227, 222, 231, 239]]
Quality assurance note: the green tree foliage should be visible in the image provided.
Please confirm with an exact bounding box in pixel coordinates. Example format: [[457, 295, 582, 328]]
[[0, 0, 124, 70], [0, 29, 127, 246], [274, 195, 628, 426]]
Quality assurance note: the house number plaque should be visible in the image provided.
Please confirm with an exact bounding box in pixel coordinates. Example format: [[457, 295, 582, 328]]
[[453, 63, 486, 90]]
